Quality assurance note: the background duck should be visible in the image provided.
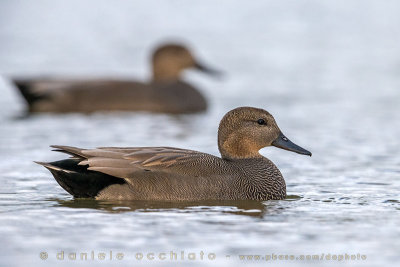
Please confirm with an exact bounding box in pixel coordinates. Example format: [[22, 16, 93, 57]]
[[12, 43, 220, 114], [36, 107, 311, 201]]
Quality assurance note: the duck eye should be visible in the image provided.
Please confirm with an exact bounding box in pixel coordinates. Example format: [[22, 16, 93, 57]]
[[257, 119, 266, 125]]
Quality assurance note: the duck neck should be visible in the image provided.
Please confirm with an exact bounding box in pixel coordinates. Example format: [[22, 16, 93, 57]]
[[152, 63, 182, 82], [218, 135, 262, 160]]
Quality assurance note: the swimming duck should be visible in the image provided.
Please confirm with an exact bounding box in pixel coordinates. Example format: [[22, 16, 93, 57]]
[[36, 107, 311, 201], [12, 43, 220, 114]]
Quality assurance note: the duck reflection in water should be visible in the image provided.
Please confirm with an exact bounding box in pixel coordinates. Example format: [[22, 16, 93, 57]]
[[52, 195, 302, 218], [52, 199, 267, 217]]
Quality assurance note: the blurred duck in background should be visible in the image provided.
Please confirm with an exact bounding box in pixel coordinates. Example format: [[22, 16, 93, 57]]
[[12, 43, 220, 114]]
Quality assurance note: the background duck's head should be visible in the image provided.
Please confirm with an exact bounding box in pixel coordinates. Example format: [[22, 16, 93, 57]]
[[151, 43, 220, 81], [218, 107, 312, 159]]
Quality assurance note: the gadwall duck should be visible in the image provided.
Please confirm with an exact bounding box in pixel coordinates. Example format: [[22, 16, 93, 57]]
[[12, 43, 220, 114], [36, 107, 311, 201]]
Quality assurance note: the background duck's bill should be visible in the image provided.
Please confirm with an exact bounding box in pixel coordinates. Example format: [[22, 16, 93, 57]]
[[272, 132, 312, 156], [194, 61, 223, 77]]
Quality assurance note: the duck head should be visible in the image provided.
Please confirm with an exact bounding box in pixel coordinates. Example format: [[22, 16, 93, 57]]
[[218, 107, 312, 159], [151, 43, 221, 81]]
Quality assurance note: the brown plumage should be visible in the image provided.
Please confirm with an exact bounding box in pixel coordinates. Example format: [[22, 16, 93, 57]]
[[12, 43, 220, 114], [36, 107, 312, 201]]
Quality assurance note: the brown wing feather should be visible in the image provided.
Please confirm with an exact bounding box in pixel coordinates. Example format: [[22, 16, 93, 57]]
[[51, 145, 86, 159], [52, 146, 231, 180]]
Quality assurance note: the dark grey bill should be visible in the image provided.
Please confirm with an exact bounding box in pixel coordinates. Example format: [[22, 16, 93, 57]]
[[272, 132, 312, 156], [194, 62, 223, 77]]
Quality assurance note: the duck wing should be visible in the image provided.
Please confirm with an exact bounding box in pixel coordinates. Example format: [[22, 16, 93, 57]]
[[51, 145, 230, 181]]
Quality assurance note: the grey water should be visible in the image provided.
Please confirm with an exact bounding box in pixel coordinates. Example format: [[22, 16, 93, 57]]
[[0, 1, 399, 266]]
